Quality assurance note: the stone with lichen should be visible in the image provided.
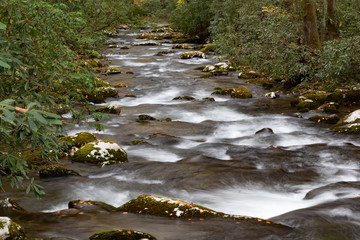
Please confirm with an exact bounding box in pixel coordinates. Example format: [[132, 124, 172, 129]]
[[0, 217, 26, 240], [180, 51, 206, 59], [333, 109, 360, 134], [71, 140, 128, 165], [58, 132, 98, 150]]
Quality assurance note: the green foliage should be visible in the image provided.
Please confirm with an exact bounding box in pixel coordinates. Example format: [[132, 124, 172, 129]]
[[0, 0, 136, 197]]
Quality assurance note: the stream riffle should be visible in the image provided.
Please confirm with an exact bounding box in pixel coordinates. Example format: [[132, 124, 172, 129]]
[[2, 27, 360, 239]]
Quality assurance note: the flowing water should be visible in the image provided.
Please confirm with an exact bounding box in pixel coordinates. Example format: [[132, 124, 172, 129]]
[[2, 27, 360, 239]]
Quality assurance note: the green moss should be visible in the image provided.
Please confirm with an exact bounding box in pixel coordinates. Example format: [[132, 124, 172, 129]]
[[116, 195, 223, 218], [89, 229, 157, 240], [172, 44, 192, 49], [200, 73, 213, 78], [302, 92, 330, 104], [0, 217, 26, 240], [86, 59, 104, 68], [200, 44, 215, 53], [87, 87, 119, 103], [120, 46, 130, 49], [238, 70, 261, 79], [94, 78, 111, 88], [309, 115, 340, 124], [95, 105, 121, 115], [58, 132, 98, 150], [69, 200, 116, 212], [318, 103, 339, 113], [39, 165, 80, 178], [212, 88, 235, 96], [296, 100, 321, 112], [230, 86, 252, 98], [180, 51, 206, 59], [71, 140, 128, 165], [103, 67, 121, 75]]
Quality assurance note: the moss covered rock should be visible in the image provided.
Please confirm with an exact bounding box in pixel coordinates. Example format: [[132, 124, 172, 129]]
[[95, 104, 121, 115], [202, 62, 235, 75], [180, 51, 206, 59], [94, 78, 111, 88], [138, 114, 156, 121], [333, 109, 360, 133], [39, 165, 80, 178], [103, 67, 121, 75], [0, 198, 25, 212], [231, 86, 252, 98], [309, 114, 340, 124], [238, 70, 261, 79], [317, 102, 339, 113], [58, 132, 98, 150], [199, 44, 215, 53], [116, 195, 222, 218], [71, 140, 128, 165], [172, 44, 192, 49], [89, 229, 157, 240], [296, 99, 321, 112], [132, 41, 162, 46], [87, 87, 119, 103], [85, 59, 104, 69], [0, 217, 26, 240]]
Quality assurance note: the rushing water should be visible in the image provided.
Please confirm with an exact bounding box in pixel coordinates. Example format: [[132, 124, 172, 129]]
[[2, 27, 360, 239]]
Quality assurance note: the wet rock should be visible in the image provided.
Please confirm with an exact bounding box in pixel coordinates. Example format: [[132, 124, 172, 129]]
[[132, 41, 162, 46], [245, 77, 276, 89], [71, 140, 128, 165], [131, 140, 149, 145], [124, 94, 136, 98], [255, 128, 274, 135], [304, 181, 360, 200], [265, 92, 280, 99], [39, 165, 80, 178], [95, 104, 121, 115], [200, 73, 213, 78], [309, 114, 340, 124], [0, 198, 25, 212], [0, 217, 26, 239], [296, 99, 321, 112], [52, 208, 80, 216], [202, 97, 215, 102], [138, 114, 157, 121], [172, 44, 193, 49], [120, 45, 130, 50], [172, 96, 195, 101], [116, 195, 223, 218], [238, 70, 261, 79], [212, 86, 252, 99], [89, 229, 157, 240], [58, 132, 98, 150], [333, 109, 360, 133], [317, 102, 339, 113], [202, 62, 235, 75], [199, 44, 215, 53], [86, 87, 119, 103], [94, 78, 111, 88], [154, 50, 177, 56], [103, 67, 121, 75], [69, 200, 115, 213], [113, 83, 129, 88], [180, 51, 206, 59]]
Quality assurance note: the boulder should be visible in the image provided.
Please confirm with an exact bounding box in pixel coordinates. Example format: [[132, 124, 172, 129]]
[[39, 165, 80, 178], [238, 70, 261, 79], [317, 102, 339, 113], [180, 51, 206, 59], [138, 114, 156, 121], [58, 132, 98, 150], [0, 217, 26, 239], [202, 62, 235, 75], [85, 59, 104, 69], [309, 114, 340, 124], [333, 109, 360, 133], [89, 229, 157, 240], [103, 67, 121, 75], [95, 104, 121, 115], [132, 41, 162, 46], [212, 86, 252, 99], [71, 140, 128, 165], [86, 87, 119, 103], [265, 92, 280, 99], [68, 200, 115, 214], [116, 194, 222, 218]]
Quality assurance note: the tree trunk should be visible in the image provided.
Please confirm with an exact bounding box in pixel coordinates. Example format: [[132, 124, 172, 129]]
[[326, 0, 339, 39], [301, 0, 321, 49], [321, 0, 327, 42]]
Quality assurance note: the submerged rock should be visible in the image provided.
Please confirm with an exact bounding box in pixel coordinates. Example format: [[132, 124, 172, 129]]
[[39, 165, 80, 178], [71, 140, 128, 165], [58, 132, 98, 150], [95, 104, 121, 115], [0, 217, 26, 240], [180, 51, 206, 59], [172, 96, 195, 101], [255, 128, 274, 135], [116, 195, 223, 218], [89, 229, 157, 240], [69, 200, 115, 213], [138, 114, 157, 121]]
